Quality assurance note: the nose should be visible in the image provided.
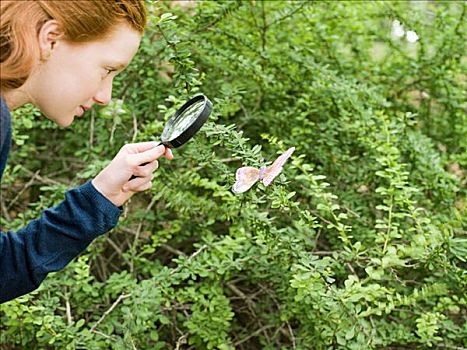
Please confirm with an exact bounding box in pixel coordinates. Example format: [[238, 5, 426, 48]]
[[93, 79, 113, 106]]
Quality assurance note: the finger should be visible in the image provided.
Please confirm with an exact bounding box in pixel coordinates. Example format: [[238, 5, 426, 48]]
[[132, 181, 153, 192], [123, 141, 161, 154], [129, 145, 166, 167], [164, 148, 174, 160], [123, 175, 153, 192], [132, 160, 159, 178]]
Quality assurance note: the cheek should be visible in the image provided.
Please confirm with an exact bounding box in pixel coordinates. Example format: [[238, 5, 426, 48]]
[[38, 63, 100, 108], [32, 63, 101, 125]]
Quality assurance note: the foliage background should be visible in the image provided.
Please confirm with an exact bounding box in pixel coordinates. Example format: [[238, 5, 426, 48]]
[[1, 1, 466, 349]]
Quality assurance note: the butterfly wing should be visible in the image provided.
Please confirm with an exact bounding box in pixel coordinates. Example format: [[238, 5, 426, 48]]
[[261, 147, 295, 186], [232, 166, 261, 194]]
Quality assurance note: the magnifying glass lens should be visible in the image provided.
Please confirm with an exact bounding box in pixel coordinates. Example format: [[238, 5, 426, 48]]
[[164, 100, 205, 140]]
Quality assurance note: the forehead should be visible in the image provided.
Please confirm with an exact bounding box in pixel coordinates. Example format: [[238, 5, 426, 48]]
[[78, 23, 142, 66]]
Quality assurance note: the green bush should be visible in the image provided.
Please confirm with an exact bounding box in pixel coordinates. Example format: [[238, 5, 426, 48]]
[[1, 1, 466, 349]]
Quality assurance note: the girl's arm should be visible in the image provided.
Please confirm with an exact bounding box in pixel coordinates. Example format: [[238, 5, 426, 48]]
[[0, 181, 121, 303]]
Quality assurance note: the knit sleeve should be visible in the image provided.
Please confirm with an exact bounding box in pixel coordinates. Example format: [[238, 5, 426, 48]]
[[0, 181, 122, 303]]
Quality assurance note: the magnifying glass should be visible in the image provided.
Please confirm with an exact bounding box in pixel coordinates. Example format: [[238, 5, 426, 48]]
[[130, 94, 212, 179], [159, 94, 212, 148]]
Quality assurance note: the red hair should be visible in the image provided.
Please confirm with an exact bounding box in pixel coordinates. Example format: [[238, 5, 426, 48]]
[[0, 0, 147, 92]]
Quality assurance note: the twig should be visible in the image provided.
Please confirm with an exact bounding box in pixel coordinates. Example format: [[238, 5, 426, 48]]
[[94, 253, 108, 281], [264, 1, 309, 30], [175, 334, 188, 350], [89, 108, 95, 150], [90, 293, 132, 332], [92, 329, 114, 340], [312, 251, 333, 256], [286, 321, 296, 349], [170, 244, 208, 275], [7, 170, 40, 211], [227, 282, 257, 318], [21, 167, 65, 186], [260, 0, 266, 52], [105, 236, 124, 259], [0, 194, 11, 221], [234, 325, 275, 347], [435, 346, 467, 350], [132, 112, 138, 143], [65, 295, 73, 326], [134, 195, 159, 246], [130, 194, 159, 273], [160, 243, 185, 256], [346, 262, 357, 275]]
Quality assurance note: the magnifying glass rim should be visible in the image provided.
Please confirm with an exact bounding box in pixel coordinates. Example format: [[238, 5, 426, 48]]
[[161, 94, 212, 148]]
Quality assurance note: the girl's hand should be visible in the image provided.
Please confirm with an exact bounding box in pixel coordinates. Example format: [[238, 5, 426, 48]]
[[91, 142, 173, 207]]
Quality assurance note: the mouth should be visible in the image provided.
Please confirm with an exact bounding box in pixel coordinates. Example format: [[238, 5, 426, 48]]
[[77, 105, 91, 117], [76, 106, 84, 117]]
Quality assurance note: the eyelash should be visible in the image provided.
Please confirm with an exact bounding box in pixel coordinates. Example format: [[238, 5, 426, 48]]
[[105, 68, 116, 75]]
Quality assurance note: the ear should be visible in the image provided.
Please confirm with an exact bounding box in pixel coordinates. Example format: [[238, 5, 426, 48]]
[[38, 20, 63, 60]]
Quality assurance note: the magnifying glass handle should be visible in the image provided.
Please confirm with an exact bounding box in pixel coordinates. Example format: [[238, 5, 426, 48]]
[[129, 141, 163, 181]]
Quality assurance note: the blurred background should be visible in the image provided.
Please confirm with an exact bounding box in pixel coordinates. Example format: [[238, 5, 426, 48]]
[[1, 1, 465, 349]]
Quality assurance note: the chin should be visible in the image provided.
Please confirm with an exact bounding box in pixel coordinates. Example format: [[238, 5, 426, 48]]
[[40, 107, 75, 127], [61, 118, 75, 127], [52, 115, 74, 128]]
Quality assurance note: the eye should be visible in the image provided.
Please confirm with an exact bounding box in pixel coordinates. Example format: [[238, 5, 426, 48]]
[[104, 67, 117, 76]]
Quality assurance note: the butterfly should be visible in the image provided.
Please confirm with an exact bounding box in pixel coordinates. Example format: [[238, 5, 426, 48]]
[[232, 147, 295, 194]]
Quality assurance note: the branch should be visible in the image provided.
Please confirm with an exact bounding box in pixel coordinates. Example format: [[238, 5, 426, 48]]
[[234, 325, 275, 347], [90, 293, 132, 333], [6, 170, 40, 211]]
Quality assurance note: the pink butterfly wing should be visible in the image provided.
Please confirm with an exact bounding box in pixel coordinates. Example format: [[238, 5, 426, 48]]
[[232, 166, 261, 194], [260, 147, 295, 186]]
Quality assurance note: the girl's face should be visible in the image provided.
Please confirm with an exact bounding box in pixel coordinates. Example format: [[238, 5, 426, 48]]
[[27, 23, 142, 127]]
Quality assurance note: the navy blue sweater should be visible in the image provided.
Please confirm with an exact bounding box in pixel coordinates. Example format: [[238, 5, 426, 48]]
[[0, 96, 122, 303]]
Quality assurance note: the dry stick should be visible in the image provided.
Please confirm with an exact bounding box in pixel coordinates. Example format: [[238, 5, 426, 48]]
[[311, 251, 333, 256], [130, 195, 159, 273], [66, 298, 73, 326], [105, 236, 124, 259], [219, 157, 241, 163], [175, 334, 188, 350], [346, 262, 357, 275], [92, 329, 114, 340], [264, 1, 309, 30], [7, 170, 40, 211], [227, 282, 258, 319], [170, 244, 208, 275], [134, 195, 159, 245], [21, 167, 64, 186], [1, 196, 11, 221], [129, 337, 137, 350], [106, 235, 133, 271], [94, 253, 107, 282], [90, 293, 132, 333], [89, 108, 95, 149], [122, 226, 185, 257], [132, 112, 138, 143], [286, 322, 296, 350], [257, 283, 294, 342], [160, 243, 185, 256], [436, 346, 467, 350], [234, 325, 275, 347]]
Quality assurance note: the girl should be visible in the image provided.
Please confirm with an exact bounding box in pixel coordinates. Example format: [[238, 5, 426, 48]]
[[0, 0, 173, 303]]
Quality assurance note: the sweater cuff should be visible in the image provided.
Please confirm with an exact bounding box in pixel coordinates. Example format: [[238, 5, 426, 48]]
[[78, 181, 122, 224]]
